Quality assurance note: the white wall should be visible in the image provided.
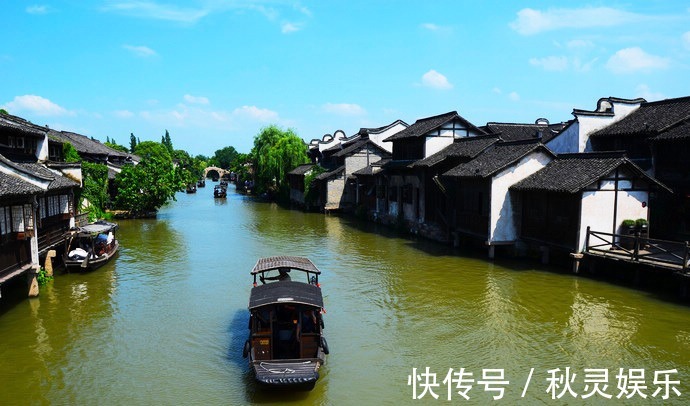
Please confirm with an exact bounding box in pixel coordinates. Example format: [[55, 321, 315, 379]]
[[489, 151, 552, 243], [577, 188, 648, 252], [424, 135, 454, 157], [325, 177, 345, 210], [369, 122, 407, 153]]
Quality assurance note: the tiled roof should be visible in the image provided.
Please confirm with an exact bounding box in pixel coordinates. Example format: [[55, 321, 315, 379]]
[[0, 113, 49, 137], [510, 152, 667, 193], [288, 163, 315, 175], [383, 111, 486, 142], [410, 135, 499, 168], [17, 162, 80, 190], [651, 119, 690, 142], [49, 130, 131, 159], [315, 166, 344, 181], [590, 96, 690, 138], [443, 139, 551, 178], [482, 121, 569, 144], [0, 171, 43, 197], [352, 158, 391, 176], [332, 139, 391, 158]]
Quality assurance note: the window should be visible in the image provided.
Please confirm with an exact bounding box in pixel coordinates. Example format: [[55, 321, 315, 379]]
[[0, 207, 9, 235], [12, 206, 24, 232]]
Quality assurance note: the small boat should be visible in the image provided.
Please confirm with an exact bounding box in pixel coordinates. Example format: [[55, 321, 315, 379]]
[[243, 256, 328, 390], [197, 178, 206, 188], [63, 221, 119, 272], [186, 183, 197, 193], [214, 184, 227, 198]]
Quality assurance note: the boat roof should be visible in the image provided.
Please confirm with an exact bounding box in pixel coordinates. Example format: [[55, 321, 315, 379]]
[[78, 221, 118, 235], [249, 281, 323, 309], [250, 256, 321, 275]]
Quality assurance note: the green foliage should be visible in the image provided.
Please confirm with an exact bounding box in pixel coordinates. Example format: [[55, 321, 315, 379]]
[[210, 146, 239, 169], [81, 161, 110, 220], [63, 142, 81, 163], [129, 133, 137, 152], [37, 267, 53, 286], [104, 140, 130, 153], [635, 218, 648, 227], [0, 108, 8, 115], [303, 165, 324, 204], [622, 219, 636, 227], [114, 141, 180, 215], [251, 125, 308, 197]]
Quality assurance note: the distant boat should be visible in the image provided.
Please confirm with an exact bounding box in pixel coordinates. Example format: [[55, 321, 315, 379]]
[[214, 184, 227, 198], [197, 178, 206, 188], [63, 221, 119, 272], [243, 256, 328, 390], [186, 184, 197, 193]]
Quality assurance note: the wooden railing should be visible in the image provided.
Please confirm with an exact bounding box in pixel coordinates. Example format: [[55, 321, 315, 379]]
[[585, 227, 690, 273]]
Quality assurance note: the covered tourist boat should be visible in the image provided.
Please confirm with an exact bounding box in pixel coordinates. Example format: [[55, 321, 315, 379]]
[[213, 184, 227, 198], [63, 221, 119, 272], [243, 256, 328, 389]]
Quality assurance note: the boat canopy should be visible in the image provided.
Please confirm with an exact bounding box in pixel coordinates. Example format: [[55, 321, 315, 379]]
[[76, 221, 118, 236], [250, 256, 321, 275], [249, 281, 323, 310]]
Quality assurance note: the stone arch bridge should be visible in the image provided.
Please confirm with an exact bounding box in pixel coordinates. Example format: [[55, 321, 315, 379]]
[[203, 166, 230, 179]]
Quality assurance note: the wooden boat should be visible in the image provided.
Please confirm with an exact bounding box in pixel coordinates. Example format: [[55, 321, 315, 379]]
[[63, 221, 119, 272], [197, 178, 206, 188], [243, 256, 328, 389], [213, 184, 227, 198], [186, 183, 197, 193]]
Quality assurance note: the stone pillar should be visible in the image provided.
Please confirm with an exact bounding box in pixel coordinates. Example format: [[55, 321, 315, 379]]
[[28, 265, 40, 298], [44, 250, 56, 277], [488, 245, 495, 259]]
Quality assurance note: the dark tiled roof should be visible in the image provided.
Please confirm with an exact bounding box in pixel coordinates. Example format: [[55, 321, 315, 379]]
[[49, 130, 131, 159], [572, 97, 646, 117], [315, 166, 344, 181], [590, 96, 690, 138], [17, 162, 80, 190], [510, 152, 667, 193], [0, 171, 43, 197], [383, 111, 486, 142], [443, 139, 552, 178], [288, 163, 315, 176], [410, 135, 499, 168], [0, 113, 49, 137], [356, 119, 409, 136], [482, 121, 569, 144], [651, 119, 690, 142], [332, 139, 391, 158], [352, 158, 391, 176]]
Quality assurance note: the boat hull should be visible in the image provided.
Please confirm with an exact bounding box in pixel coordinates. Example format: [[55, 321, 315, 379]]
[[250, 359, 323, 389], [63, 241, 119, 272]]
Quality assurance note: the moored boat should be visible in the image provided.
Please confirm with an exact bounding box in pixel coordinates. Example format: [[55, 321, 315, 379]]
[[63, 221, 119, 272], [186, 183, 197, 193], [243, 256, 328, 390]]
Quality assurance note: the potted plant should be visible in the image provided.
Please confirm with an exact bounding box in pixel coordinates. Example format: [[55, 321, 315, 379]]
[[619, 219, 636, 250], [635, 218, 649, 246]]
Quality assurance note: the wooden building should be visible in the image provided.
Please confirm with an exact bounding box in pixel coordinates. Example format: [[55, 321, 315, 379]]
[[510, 152, 669, 254], [442, 139, 554, 256]]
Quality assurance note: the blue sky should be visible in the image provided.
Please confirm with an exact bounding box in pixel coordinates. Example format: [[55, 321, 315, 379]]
[[2, 1, 689, 156]]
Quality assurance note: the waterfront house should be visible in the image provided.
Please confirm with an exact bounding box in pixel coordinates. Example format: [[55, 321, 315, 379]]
[[510, 152, 669, 255], [0, 114, 81, 298], [482, 119, 569, 143], [441, 139, 554, 257], [378, 111, 488, 226], [288, 163, 316, 209]]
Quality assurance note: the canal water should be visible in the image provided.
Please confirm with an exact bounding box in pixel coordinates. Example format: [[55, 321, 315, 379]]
[[1, 184, 689, 405]]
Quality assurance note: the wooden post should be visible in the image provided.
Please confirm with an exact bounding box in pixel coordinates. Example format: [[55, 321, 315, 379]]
[[540, 245, 550, 265], [585, 226, 590, 252], [632, 231, 639, 260], [684, 241, 689, 274], [44, 250, 56, 277], [488, 245, 495, 259]]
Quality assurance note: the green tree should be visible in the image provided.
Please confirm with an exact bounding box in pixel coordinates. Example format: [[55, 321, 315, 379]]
[[251, 125, 308, 197], [162, 130, 173, 153], [210, 146, 239, 169], [81, 161, 110, 220], [129, 133, 137, 152], [114, 141, 180, 215], [63, 142, 81, 163], [105, 138, 129, 153]]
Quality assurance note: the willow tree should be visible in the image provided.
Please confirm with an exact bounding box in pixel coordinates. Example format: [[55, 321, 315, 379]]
[[251, 125, 308, 197]]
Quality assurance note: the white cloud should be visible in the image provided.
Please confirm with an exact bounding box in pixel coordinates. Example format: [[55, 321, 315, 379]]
[[492, 87, 502, 94], [232, 105, 279, 121], [683, 32, 690, 50], [281, 22, 301, 33], [529, 56, 568, 71], [123, 44, 157, 57], [421, 69, 453, 90], [508, 92, 520, 101], [114, 110, 134, 118], [322, 103, 366, 116], [26, 5, 50, 14], [101, 1, 208, 24], [605, 47, 670, 74], [510, 7, 644, 35], [2, 95, 73, 116], [635, 84, 665, 101], [183, 94, 210, 105]]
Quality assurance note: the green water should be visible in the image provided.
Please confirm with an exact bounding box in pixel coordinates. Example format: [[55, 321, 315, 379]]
[[1, 185, 688, 404]]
